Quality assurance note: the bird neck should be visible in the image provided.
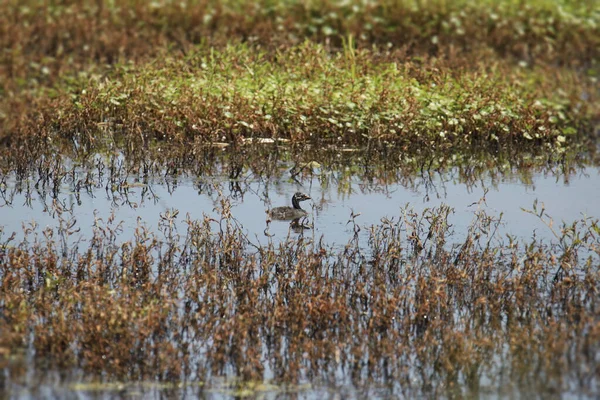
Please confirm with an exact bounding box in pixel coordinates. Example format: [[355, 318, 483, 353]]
[[292, 196, 302, 209]]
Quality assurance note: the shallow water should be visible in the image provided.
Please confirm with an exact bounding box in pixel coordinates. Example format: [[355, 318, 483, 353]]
[[2, 165, 599, 248]]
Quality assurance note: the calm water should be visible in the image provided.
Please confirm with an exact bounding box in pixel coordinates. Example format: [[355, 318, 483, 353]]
[[2, 166, 599, 247]]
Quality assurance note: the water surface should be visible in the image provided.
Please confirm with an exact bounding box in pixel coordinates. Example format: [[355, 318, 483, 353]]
[[2, 165, 599, 247]]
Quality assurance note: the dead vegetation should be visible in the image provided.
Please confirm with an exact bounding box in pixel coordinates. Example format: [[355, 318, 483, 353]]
[[1, 196, 598, 397]]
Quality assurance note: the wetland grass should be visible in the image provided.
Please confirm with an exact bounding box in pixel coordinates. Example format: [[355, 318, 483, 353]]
[[4, 42, 598, 158], [0, 198, 599, 397], [2, 0, 598, 72], [1, 0, 598, 164]]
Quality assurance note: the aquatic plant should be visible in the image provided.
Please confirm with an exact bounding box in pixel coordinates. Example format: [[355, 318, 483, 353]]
[[1, 197, 598, 397]]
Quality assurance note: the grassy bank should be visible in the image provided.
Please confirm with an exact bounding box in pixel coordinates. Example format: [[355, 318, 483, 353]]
[[3, 42, 598, 165], [57, 43, 597, 147], [1, 0, 599, 161]]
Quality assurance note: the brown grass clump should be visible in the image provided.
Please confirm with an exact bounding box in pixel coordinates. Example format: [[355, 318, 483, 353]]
[[1, 198, 598, 397]]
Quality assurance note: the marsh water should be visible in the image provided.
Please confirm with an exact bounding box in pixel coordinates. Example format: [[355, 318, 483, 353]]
[[2, 153, 600, 399], [2, 160, 599, 247]]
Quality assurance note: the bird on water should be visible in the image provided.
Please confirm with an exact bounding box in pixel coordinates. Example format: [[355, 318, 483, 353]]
[[269, 192, 311, 220]]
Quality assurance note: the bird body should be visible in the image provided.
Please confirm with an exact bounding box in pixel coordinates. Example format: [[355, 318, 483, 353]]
[[269, 192, 311, 220]]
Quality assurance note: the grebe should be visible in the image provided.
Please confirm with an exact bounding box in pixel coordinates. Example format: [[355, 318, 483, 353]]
[[269, 192, 311, 220]]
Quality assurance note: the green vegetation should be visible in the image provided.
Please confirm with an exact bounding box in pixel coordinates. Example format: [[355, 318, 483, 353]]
[[3, 0, 598, 70], [1, 0, 598, 162], [47, 43, 595, 151]]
